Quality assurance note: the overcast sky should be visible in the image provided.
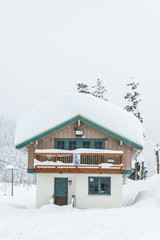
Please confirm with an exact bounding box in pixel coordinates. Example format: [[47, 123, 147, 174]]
[[0, 0, 160, 170]]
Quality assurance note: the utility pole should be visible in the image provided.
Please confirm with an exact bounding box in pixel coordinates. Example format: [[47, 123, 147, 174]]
[[11, 168, 13, 196], [135, 161, 138, 181], [141, 161, 144, 180], [5, 165, 18, 196], [156, 144, 159, 174]]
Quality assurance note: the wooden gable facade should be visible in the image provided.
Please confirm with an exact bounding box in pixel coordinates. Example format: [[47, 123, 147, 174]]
[[27, 120, 138, 172]]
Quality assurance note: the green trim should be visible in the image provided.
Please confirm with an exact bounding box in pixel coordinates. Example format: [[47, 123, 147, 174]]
[[27, 168, 35, 173], [16, 114, 143, 150], [88, 177, 111, 195], [123, 170, 132, 175], [55, 138, 105, 150]]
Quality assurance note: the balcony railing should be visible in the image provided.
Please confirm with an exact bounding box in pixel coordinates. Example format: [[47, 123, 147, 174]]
[[35, 152, 123, 165], [35, 164, 123, 174]]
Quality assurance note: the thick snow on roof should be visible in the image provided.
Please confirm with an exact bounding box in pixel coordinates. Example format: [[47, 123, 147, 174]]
[[15, 93, 144, 148], [35, 148, 123, 154]]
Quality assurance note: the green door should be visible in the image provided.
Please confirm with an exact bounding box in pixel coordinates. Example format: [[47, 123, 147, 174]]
[[54, 178, 68, 205]]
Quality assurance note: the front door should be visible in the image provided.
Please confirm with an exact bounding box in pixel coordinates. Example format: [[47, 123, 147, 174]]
[[54, 178, 68, 206]]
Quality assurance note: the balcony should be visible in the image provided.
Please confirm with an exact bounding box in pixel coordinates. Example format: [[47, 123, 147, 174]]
[[34, 149, 123, 174]]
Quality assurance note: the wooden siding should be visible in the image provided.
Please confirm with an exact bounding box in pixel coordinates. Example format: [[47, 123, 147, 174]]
[[28, 121, 138, 170], [35, 165, 123, 174]]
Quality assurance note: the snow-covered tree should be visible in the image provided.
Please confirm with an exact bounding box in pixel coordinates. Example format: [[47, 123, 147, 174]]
[[129, 154, 148, 180], [124, 81, 146, 180], [77, 83, 90, 94], [124, 81, 143, 123], [0, 116, 35, 185], [91, 79, 107, 101]]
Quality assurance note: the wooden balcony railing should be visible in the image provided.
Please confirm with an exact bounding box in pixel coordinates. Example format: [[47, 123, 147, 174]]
[[35, 152, 123, 165], [35, 164, 123, 174]]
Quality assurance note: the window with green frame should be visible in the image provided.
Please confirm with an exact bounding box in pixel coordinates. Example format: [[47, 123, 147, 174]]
[[55, 138, 105, 150], [57, 141, 65, 149], [69, 141, 77, 150], [83, 141, 90, 148], [94, 141, 103, 149], [88, 177, 111, 195]]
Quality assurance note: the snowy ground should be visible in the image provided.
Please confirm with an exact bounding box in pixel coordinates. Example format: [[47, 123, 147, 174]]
[[1, 175, 160, 240]]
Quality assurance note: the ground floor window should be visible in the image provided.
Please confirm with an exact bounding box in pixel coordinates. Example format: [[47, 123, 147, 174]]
[[88, 177, 111, 195]]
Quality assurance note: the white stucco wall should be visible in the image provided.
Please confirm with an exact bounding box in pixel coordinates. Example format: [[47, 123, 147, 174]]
[[36, 173, 76, 208], [36, 173, 122, 209], [75, 174, 122, 209]]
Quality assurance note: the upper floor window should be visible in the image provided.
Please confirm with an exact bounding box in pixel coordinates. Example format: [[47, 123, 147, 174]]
[[94, 141, 103, 149], [57, 141, 65, 149], [69, 141, 77, 150], [55, 138, 105, 150], [83, 141, 90, 148]]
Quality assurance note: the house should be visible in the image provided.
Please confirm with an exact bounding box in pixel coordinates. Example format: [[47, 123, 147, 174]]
[[15, 93, 144, 208]]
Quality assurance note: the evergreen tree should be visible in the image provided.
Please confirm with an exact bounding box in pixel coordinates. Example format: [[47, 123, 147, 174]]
[[124, 81, 143, 123], [77, 83, 90, 94], [91, 79, 107, 101]]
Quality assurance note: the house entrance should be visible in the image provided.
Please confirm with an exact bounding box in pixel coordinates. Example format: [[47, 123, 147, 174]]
[[54, 178, 68, 205]]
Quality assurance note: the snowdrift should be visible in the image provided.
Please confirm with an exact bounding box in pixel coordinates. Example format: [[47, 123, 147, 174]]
[[123, 174, 160, 207]]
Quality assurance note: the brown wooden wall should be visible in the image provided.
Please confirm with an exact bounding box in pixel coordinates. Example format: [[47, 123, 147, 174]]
[[28, 121, 138, 170]]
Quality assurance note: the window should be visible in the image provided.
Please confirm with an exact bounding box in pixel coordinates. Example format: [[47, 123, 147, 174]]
[[55, 138, 105, 150], [88, 177, 111, 195], [83, 141, 90, 148], [94, 141, 103, 149], [57, 141, 65, 149], [69, 141, 77, 150]]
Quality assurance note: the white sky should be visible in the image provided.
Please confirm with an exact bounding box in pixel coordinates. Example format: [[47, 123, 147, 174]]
[[0, 0, 160, 170]]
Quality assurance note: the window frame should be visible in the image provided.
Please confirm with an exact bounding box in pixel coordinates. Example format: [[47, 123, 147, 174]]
[[88, 177, 111, 195], [69, 141, 77, 150], [94, 141, 103, 149], [55, 138, 105, 150], [82, 141, 91, 148], [56, 140, 65, 150]]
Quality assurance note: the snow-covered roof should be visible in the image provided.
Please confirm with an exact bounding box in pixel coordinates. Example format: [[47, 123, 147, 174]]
[[35, 148, 123, 155], [15, 93, 144, 149]]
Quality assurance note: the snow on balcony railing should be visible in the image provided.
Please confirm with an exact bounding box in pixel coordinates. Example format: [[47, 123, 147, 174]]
[[34, 160, 123, 169], [35, 148, 123, 166]]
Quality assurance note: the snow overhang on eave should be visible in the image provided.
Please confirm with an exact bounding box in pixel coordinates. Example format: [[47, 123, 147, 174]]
[[15, 114, 143, 150]]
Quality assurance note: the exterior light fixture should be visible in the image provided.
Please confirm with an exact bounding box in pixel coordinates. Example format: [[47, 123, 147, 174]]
[[75, 130, 84, 136], [68, 180, 72, 185]]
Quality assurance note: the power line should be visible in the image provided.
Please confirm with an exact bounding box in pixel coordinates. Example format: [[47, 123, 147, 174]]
[[0, 159, 27, 170]]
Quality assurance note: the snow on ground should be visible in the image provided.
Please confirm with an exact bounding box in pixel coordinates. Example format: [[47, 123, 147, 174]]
[[1, 175, 160, 240]]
